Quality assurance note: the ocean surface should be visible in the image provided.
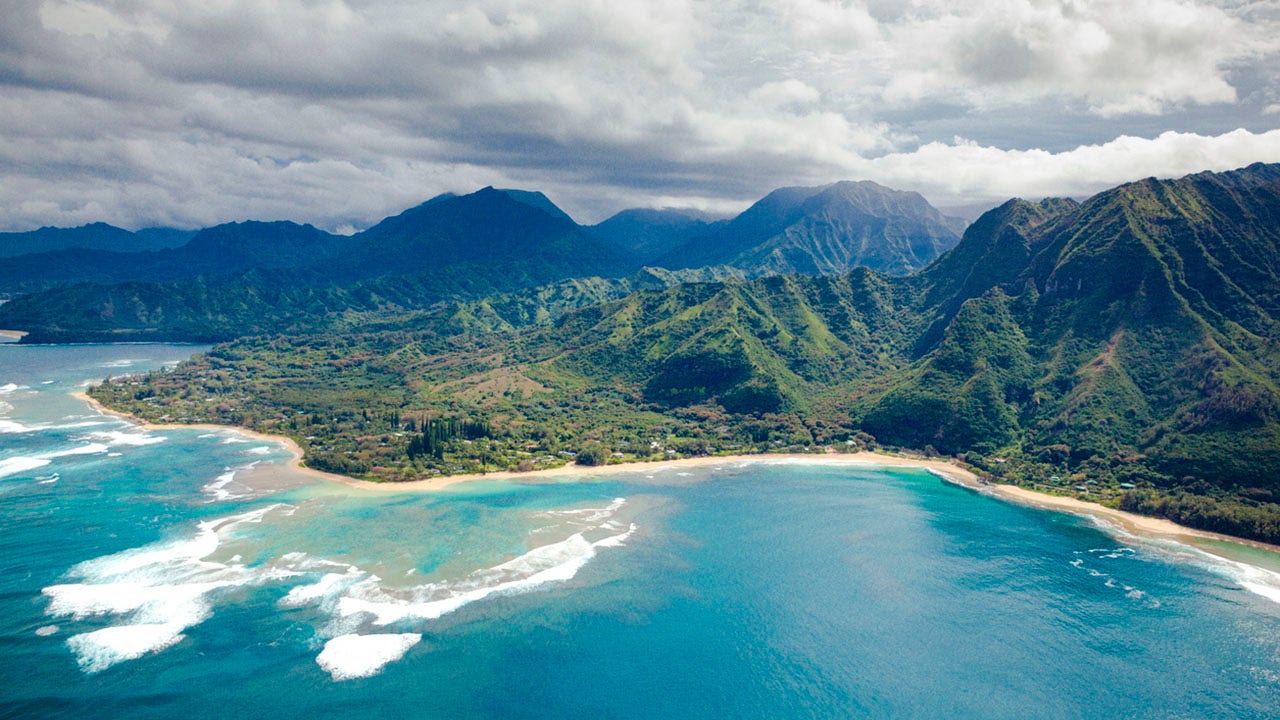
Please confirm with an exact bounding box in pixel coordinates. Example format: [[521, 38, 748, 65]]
[[3, 343, 1280, 719]]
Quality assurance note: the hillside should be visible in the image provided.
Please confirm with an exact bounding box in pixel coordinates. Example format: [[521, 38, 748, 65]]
[[0, 181, 954, 340], [655, 180, 965, 276], [86, 164, 1280, 542], [588, 208, 727, 262], [0, 189, 640, 340]]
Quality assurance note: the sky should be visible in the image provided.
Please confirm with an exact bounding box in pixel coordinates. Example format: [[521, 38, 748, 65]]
[[2, 0, 1279, 232]]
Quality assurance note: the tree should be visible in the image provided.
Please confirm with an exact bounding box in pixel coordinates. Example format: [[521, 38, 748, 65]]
[[576, 442, 609, 466]]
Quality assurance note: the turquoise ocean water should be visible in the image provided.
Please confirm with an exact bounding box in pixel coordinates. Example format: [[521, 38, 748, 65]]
[[3, 342, 1280, 719]]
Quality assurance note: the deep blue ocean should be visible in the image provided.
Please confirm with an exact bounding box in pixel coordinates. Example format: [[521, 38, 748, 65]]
[[3, 342, 1280, 719]]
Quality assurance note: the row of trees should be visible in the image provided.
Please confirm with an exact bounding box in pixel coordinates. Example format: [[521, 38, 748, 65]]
[[404, 416, 494, 460]]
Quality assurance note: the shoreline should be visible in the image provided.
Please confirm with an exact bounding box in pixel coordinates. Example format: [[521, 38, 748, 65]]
[[0, 329, 28, 341], [74, 391, 1280, 557], [942, 471, 1280, 556], [334, 449, 984, 492], [73, 392, 356, 487]]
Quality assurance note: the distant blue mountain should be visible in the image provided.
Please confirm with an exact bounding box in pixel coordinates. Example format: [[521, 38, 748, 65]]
[[0, 222, 195, 257]]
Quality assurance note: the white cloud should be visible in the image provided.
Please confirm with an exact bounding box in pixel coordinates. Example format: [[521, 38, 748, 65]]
[[749, 80, 822, 109], [864, 0, 1271, 115], [860, 128, 1280, 205], [0, 0, 1276, 230]]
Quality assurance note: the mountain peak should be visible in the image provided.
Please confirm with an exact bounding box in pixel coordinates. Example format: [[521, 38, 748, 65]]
[[656, 179, 964, 276], [494, 189, 574, 222]]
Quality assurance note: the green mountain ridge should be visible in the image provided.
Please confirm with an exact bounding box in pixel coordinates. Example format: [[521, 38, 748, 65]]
[[0, 222, 194, 259], [0, 181, 962, 340], [0, 221, 344, 294], [588, 207, 727, 261], [19, 163, 1280, 542], [656, 180, 965, 276]]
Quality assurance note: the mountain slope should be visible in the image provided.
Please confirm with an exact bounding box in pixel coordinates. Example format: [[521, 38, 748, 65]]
[[85, 164, 1280, 541], [335, 187, 636, 283], [0, 223, 194, 258], [0, 189, 641, 340], [588, 208, 726, 262], [0, 221, 346, 293], [862, 164, 1280, 489], [656, 181, 964, 276]]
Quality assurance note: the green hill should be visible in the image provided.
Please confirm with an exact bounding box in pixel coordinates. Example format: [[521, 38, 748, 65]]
[[37, 163, 1280, 542]]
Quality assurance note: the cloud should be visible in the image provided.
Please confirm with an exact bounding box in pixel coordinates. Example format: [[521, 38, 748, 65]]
[[859, 128, 1280, 205], [0, 0, 1276, 230], [871, 0, 1263, 115]]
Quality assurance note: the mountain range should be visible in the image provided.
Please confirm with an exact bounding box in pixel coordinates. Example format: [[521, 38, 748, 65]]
[[0, 223, 194, 258], [0, 180, 960, 340], [9, 164, 1280, 543]]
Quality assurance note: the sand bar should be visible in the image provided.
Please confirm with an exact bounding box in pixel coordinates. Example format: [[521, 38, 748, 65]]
[[74, 390, 1280, 557]]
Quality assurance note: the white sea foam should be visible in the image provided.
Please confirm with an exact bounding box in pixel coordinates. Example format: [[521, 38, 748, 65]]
[[203, 471, 240, 501], [244, 446, 273, 456], [0, 418, 35, 434], [338, 521, 634, 626], [43, 504, 294, 673], [0, 456, 51, 478], [35, 625, 58, 636], [281, 567, 365, 607], [0, 383, 26, 394], [55, 420, 110, 429], [201, 463, 260, 502], [1, 417, 108, 434], [84, 429, 167, 447], [593, 523, 637, 548], [66, 623, 187, 674], [1083, 519, 1280, 609], [220, 436, 248, 445], [1198, 556, 1280, 607], [45, 443, 110, 458], [280, 496, 638, 684], [0, 438, 120, 476], [45, 494, 635, 679], [316, 633, 422, 680], [541, 497, 627, 524]]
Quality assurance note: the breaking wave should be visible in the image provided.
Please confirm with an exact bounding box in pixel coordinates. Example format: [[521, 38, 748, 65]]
[[42, 504, 296, 673], [43, 496, 637, 679], [283, 497, 637, 679], [316, 633, 423, 681]]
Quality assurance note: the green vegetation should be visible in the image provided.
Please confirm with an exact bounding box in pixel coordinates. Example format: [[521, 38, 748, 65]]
[[56, 165, 1280, 544]]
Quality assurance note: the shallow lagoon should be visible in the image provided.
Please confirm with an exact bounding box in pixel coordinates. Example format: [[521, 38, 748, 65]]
[[3, 344, 1280, 719]]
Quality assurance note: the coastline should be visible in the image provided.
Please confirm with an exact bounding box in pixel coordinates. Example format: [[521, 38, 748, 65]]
[[73, 390, 1280, 557], [73, 391, 356, 487], [942, 472, 1280, 556], [333, 449, 983, 492], [0, 329, 28, 341]]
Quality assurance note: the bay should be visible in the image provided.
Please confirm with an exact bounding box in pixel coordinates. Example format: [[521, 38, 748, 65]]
[[2, 343, 1279, 719]]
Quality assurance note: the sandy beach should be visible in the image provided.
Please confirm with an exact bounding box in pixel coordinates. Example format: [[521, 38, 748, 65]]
[[74, 390, 1280, 556], [0, 330, 28, 341], [334, 449, 982, 492], [73, 392, 356, 486], [942, 472, 1280, 555]]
